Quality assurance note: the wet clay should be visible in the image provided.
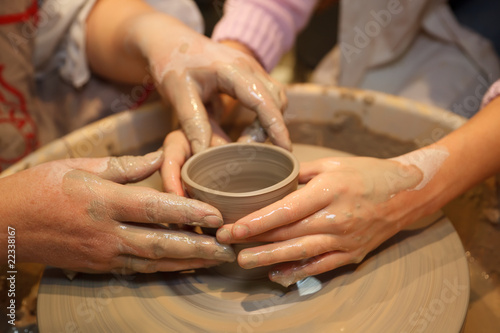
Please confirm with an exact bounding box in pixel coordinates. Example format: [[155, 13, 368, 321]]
[[286, 112, 418, 158]]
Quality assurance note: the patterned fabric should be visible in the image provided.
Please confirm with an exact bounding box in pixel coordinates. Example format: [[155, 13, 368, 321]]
[[0, 0, 40, 171]]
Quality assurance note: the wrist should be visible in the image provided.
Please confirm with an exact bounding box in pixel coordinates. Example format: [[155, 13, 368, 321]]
[[386, 145, 456, 229], [125, 12, 190, 64], [218, 40, 256, 58]]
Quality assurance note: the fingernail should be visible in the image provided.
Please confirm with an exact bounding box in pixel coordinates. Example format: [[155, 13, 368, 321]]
[[201, 215, 224, 228], [216, 228, 232, 243], [239, 251, 258, 269], [233, 225, 250, 239], [214, 244, 236, 262]]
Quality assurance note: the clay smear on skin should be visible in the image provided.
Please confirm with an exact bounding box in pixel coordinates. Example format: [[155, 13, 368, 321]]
[[86, 153, 234, 260], [391, 146, 449, 191], [157, 37, 250, 78], [62, 152, 164, 220]]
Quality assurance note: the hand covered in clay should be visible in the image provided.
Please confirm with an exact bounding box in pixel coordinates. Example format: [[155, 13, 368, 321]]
[[161, 125, 230, 196], [0, 151, 235, 273], [130, 14, 290, 154], [216, 156, 426, 287]]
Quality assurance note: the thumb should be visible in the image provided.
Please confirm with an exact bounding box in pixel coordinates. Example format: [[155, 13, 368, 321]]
[[298, 160, 326, 183], [71, 150, 164, 184]]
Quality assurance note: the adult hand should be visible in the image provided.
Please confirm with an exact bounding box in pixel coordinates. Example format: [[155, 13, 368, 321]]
[[87, 1, 290, 154], [216, 156, 424, 287], [0, 151, 235, 273], [137, 15, 290, 154]]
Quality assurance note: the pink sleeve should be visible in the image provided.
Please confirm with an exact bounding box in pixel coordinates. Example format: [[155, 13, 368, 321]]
[[212, 0, 317, 71], [481, 79, 500, 108]]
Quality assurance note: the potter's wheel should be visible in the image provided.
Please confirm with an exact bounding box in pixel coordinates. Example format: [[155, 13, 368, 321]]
[[37, 144, 469, 332]]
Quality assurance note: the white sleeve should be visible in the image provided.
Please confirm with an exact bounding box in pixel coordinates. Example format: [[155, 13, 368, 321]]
[[34, 0, 97, 88], [34, 0, 203, 89]]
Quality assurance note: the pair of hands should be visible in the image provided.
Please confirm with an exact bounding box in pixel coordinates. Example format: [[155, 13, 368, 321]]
[[162, 130, 425, 287], [1, 151, 235, 274], [123, 10, 291, 154], [2, 4, 291, 276]]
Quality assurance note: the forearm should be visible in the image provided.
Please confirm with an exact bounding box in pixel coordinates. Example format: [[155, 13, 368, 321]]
[[86, 0, 198, 85], [390, 96, 500, 227]]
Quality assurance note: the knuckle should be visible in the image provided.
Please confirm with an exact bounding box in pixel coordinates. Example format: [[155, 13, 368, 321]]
[[351, 256, 364, 264], [143, 195, 161, 223], [350, 250, 367, 264], [194, 240, 211, 258], [149, 234, 168, 259], [316, 240, 334, 256], [333, 181, 351, 195], [294, 243, 310, 260], [108, 156, 128, 178]]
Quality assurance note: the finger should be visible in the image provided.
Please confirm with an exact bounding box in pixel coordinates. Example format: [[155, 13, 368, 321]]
[[218, 209, 341, 244], [238, 119, 268, 144], [219, 93, 239, 120], [236, 234, 342, 269], [117, 256, 227, 273], [161, 123, 229, 196], [253, 70, 287, 111], [163, 73, 212, 154], [206, 93, 224, 122], [298, 159, 342, 183], [269, 251, 356, 288], [298, 161, 323, 183], [118, 225, 236, 262], [209, 118, 231, 145], [216, 182, 331, 242], [64, 151, 164, 184], [216, 66, 291, 151], [100, 182, 224, 228], [162, 131, 191, 196]]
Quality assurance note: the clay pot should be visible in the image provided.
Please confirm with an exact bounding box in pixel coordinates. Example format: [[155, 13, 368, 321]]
[[181, 142, 300, 279], [181, 142, 300, 225]]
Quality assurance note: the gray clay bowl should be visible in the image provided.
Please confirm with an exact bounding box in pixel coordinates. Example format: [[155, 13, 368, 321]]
[[181, 143, 300, 224]]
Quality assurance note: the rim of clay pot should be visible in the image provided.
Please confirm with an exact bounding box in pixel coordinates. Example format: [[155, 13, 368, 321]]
[[181, 142, 299, 198]]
